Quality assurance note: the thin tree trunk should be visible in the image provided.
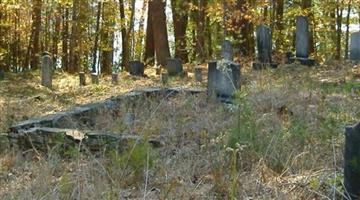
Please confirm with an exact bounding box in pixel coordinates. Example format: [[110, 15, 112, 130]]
[[275, 0, 284, 52], [28, 0, 42, 70], [92, 2, 102, 73], [196, 0, 206, 62], [135, 0, 147, 60], [144, 1, 155, 65], [344, 2, 352, 59], [335, 0, 344, 60], [62, 7, 69, 71], [52, 4, 61, 68], [101, 1, 115, 75], [171, 0, 189, 62]]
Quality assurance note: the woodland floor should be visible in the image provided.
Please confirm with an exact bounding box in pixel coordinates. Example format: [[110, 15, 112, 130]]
[[0, 61, 359, 199]]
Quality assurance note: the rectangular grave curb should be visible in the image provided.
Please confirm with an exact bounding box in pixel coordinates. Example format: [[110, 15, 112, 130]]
[[9, 87, 206, 134]]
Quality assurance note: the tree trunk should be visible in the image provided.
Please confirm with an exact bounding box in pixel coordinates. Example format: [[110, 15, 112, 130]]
[[171, 0, 189, 63], [101, 1, 115, 75], [234, 0, 254, 57], [344, 2, 351, 59], [335, 0, 343, 60], [135, 0, 147, 60], [91, 2, 102, 73], [275, 0, 284, 52], [144, 1, 155, 65], [52, 4, 61, 68], [150, 0, 171, 66], [196, 0, 206, 62], [27, 0, 42, 70], [62, 7, 69, 71]]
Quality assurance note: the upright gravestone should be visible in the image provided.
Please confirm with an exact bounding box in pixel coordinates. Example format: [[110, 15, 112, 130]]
[[350, 32, 360, 61], [0, 68, 4, 81], [91, 73, 99, 85], [221, 40, 233, 61], [208, 40, 241, 99], [112, 73, 119, 85], [289, 16, 315, 66], [79, 72, 86, 86], [253, 25, 278, 70], [166, 58, 183, 76], [344, 121, 360, 199], [41, 53, 53, 89], [194, 67, 203, 82], [129, 61, 145, 76]]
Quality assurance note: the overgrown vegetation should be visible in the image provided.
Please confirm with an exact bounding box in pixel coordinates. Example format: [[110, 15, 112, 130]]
[[0, 62, 358, 199]]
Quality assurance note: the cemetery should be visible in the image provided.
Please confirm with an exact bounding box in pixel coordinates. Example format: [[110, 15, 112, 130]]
[[0, 0, 360, 199]]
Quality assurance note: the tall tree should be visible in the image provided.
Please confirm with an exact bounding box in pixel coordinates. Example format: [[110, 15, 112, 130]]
[[101, 1, 115, 74], [25, 0, 42, 69], [171, 0, 189, 62], [275, 0, 284, 52], [62, 6, 69, 71], [196, 0, 207, 62], [149, 0, 171, 66], [91, 2, 102, 74], [335, 0, 344, 59], [344, 2, 352, 59], [144, 1, 155, 65]]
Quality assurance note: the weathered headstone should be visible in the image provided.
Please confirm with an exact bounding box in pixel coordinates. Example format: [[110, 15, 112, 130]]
[[91, 73, 99, 85], [79, 72, 86, 86], [207, 61, 240, 98], [161, 72, 168, 84], [166, 58, 183, 76], [350, 32, 360, 61], [285, 52, 294, 64], [195, 67, 202, 82], [221, 40, 233, 61], [129, 61, 145, 76], [253, 25, 278, 70], [0, 68, 4, 81], [288, 16, 315, 66], [41, 53, 53, 89], [296, 16, 309, 58], [112, 73, 119, 85], [344, 121, 360, 199]]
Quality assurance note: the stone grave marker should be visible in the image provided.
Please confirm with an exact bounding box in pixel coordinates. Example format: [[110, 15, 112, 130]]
[[129, 61, 145, 76], [221, 40, 233, 61], [41, 52, 53, 89], [91, 73, 99, 84], [79, 72, 86, 86], [166, 58, 183, 76], [344, 121, 360, 199], [112, 73, 119, 85], [253, 25, 278, 70], [194, 67, 202, 82], [350, 32, 360, 61], [208, 61, 240, 99], [161, 72, 168, 84], [288, 16, 315, 66]]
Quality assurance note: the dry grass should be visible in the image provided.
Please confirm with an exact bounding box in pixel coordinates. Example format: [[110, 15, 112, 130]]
[[0, 62, 359, 199]]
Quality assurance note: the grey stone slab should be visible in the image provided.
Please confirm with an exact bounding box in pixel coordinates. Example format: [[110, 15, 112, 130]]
[[344, 121, 360, 199], [350, 32, 360, 61], [256, 25, 272, 63], [166, 58, 183, 76], [129, 61, 145, 76], [208, 61, 241, 98], [221, 40, 233, 61], [41, 53, 53, 89], [295, 16, 310, 58]]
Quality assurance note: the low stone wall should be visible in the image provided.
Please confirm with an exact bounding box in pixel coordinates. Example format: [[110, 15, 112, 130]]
[[6, 87, 205, 154]]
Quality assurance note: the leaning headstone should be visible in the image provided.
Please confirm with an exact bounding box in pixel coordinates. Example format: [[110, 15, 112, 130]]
[[288, 16, 315, 66], [207, 61, 240, 99], [0, 68, 4, 81], [79, 72, 86, 86], [112, 73, 119, 85], [350, 32, 360, 61], [91, 73, 99, 85], [129, 61, 145, 76], [221, 40, 233, 61], [194, 67, 203, 82], [41, 52, 53, 89], [253, 25, 278, 70], [344, 121, 360, 199], [166, 58, 183, 76]]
